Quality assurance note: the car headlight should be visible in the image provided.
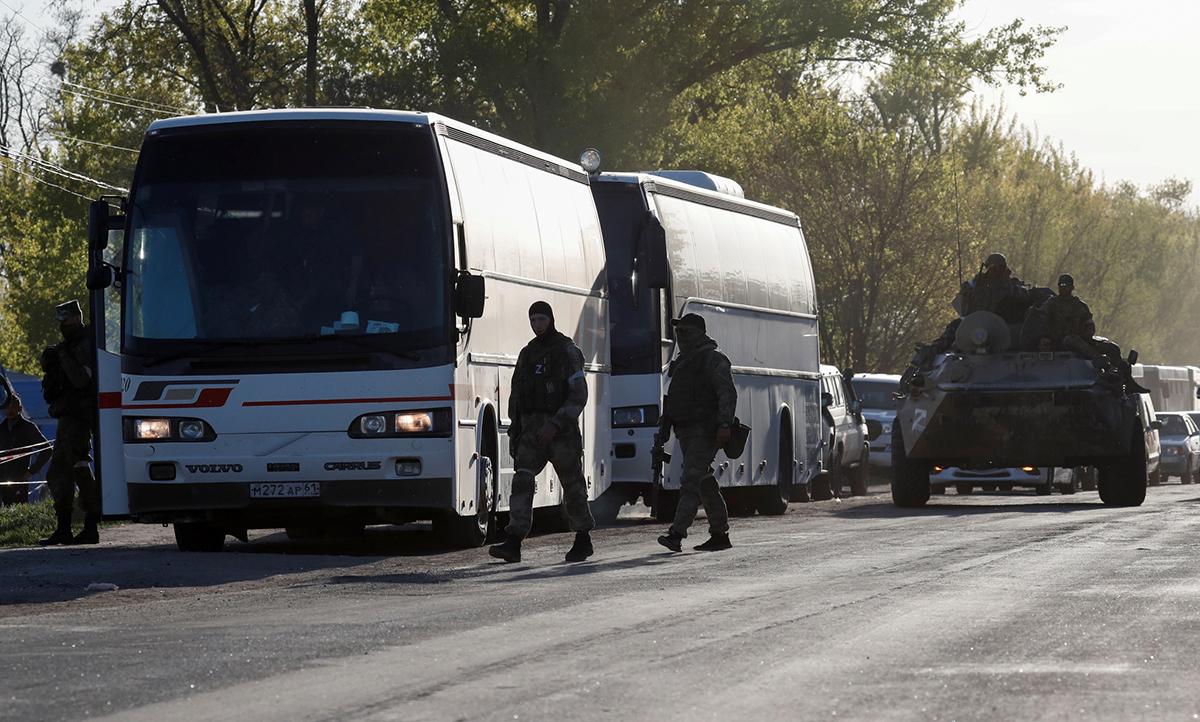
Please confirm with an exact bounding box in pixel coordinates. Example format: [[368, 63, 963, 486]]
[[612, 405, 659, 428], [349, 408, 452, 438], [124, 417, 216, 442]]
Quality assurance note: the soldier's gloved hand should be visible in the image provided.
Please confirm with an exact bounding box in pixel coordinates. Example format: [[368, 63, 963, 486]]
[[536, 422, 558, 447], [715, 425, 732, 448], [39, 347, 57, 371]]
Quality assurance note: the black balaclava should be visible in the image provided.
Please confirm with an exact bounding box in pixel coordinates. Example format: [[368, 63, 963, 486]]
[[673, 314, 707, 353], [528, 301, 557, 340]]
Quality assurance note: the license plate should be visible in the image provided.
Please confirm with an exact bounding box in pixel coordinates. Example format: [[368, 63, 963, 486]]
[[249, 482, 320, 499]]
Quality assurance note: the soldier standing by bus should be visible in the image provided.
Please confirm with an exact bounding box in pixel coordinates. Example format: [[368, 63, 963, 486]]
[[655, 313, 737, 553], [0, 386, 51, 507], [38, 301, 101, 546], [489, 301, 595, 563]]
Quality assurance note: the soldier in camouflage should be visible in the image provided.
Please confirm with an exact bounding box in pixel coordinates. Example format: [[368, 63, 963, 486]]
[[956, 253, 1032, 321], [656, 313, 737, 553], [489, 301, 595, 564], [39, 300, 101, 546]]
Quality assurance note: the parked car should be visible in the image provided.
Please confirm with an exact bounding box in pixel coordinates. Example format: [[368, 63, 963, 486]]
[[1154, 412, 1200, 484], [813, 365, 870, 498], [851, 373, 900, 470]]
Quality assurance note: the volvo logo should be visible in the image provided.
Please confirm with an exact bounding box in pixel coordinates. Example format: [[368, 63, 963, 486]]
[[324, 461, 382, 471], [185, 464, 244, 474]]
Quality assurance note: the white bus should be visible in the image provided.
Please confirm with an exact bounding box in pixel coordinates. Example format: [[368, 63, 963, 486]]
[[589, 171, 821, 520], [88, 109, 610, 551], [1132, 364, 1200, 413]]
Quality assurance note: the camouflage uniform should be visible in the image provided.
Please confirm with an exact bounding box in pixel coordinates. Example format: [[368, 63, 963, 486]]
[[42, 325, 99, 519], [660, 335, 737, 537], [957, 272, 1032, 322], [1040, 294, 1095, 348], [505, 331, 594, 539]]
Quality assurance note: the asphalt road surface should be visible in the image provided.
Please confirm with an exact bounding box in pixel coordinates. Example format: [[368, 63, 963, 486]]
[[4, 482, 1200, 722]]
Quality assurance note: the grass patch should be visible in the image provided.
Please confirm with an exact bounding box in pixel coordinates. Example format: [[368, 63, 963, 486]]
[[0, 498, 58, 547]]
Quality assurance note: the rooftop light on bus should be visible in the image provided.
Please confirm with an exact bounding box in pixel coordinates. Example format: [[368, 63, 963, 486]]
[[579, 147, 602, 174]]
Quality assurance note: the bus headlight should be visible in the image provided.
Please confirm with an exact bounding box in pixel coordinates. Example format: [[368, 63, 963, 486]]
[[178, 420, 207, 440], [396, 412, 434, 433], [124, 417, 216, 442], [134, 419, 171, 440], [349, 409, 452, 438], [612, 405, 659, 428], [360, 415, 389, 435]]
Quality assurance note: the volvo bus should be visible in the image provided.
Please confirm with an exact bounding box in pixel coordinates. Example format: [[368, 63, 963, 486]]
[[589, 171, 821, 520], [89, 109, 610, 551]]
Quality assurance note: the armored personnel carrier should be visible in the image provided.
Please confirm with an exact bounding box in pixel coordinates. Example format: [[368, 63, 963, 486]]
[[891, 311, 1149, 508]]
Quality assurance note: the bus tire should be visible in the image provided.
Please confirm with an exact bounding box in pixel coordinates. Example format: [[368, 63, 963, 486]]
[[653, 489, 679, 523], [174, 522, 225, 552], [436, 453, 497, 548], [723, 488, 756, 517]]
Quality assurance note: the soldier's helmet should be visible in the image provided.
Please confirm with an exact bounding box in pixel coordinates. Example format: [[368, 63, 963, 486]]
[[54, 299, 83, 321], [983, 253, 1008, 270], [1057, 274, 1075, 288]]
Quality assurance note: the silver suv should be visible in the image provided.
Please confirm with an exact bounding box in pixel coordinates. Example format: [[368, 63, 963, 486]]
[[813, 365, 870, 498]]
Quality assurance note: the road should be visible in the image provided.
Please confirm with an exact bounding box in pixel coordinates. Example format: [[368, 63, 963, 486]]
[[3, 482, 1200, 721]]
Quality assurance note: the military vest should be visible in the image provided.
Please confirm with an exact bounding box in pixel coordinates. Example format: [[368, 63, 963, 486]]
[[516, 334, 572, 414], [665, 347, 720, 425]]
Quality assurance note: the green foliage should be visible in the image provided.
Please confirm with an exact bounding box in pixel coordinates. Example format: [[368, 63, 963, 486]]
[[0, 498, 56, 547]]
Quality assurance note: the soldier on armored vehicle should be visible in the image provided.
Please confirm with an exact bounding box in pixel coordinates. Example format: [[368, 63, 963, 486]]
[[891, 264, 1150, 511]]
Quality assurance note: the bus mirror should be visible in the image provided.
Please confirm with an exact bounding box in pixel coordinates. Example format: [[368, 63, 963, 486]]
[[638, 214, 669, 289], [86, 264, 114, 290], [87, 199, 125, 252], [455, 273, 485, 319]]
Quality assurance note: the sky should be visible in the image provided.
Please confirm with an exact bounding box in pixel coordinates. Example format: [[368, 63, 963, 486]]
[[955, 0, 1200, 202], [13, 0, 1200, 202]]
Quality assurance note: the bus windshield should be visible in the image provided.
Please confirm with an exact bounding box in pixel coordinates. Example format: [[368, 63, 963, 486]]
[[124, 123, 449, 356], [593, 182, 660, 375]]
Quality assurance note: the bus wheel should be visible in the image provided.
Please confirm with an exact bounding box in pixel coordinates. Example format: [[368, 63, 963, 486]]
[[653, 488, 679, 523], [174, 522, 226, 552], [756, 426, 794, 516], [723, 488, 756, 517], [436, 455, 497, 548], [890, 421, 930, 508]]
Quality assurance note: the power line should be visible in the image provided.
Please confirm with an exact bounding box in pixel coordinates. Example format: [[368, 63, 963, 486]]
[[0, 155, 95, 204], [44, 133, 140, 154], [0, 0, 48, 35], [0, 143, 127, 193], [57, 86, 170, 118], [62, 80, 190, 115]]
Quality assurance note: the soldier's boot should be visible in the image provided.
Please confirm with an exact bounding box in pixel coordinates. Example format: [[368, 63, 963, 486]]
[[657, 530, 684, 553], [693, 533, 732, 552], [488, 535, 522, 563], [39, 510, 74, 546], [71, 513, 100, 545], [564, 531, 593, 562], [1120, 362, 1150, 394]]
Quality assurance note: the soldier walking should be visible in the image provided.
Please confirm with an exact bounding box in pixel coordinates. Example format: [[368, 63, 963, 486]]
[[655, 313, 736, 553], [489, 301, 595, 563], [39, 300, 101, 546]]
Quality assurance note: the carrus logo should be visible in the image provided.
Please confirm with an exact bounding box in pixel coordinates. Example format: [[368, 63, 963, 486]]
[[185, 464, 244, 474], [324, 461, 383, 471]]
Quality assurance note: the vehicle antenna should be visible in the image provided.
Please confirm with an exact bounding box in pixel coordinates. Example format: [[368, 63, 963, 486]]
[[954, 165, 963, 286]]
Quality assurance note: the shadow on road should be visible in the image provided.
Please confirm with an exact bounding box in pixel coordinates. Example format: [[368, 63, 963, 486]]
[[830, 500, 1104, 519]]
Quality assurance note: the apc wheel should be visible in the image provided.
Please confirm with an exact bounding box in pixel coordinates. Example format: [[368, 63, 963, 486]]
[[436, 453, 497, 548], [174, 522, 226, 552], [890, 421, 930, 508], [1098, 431, 1148, 507]]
